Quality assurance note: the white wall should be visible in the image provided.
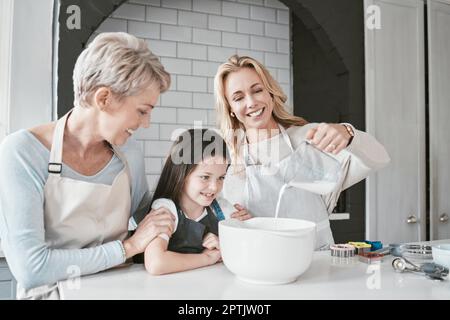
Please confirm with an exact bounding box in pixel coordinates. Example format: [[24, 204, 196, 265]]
[[0, 0, 14, 142], [7, 0, 55, 134], [94, 0, 292, 193]]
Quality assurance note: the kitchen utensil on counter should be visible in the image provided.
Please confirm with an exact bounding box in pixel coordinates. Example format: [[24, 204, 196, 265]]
[[392, 256, 449, 281], [389, 244, 403, 257], [432, 244, 450, 269], [330, 244, 355, 257], [219, 217, 316, 285], [348, 242, 371, 255], [359, 252, 384, 264], [399, 244, 433, 263], [364, 240, 383, 251]]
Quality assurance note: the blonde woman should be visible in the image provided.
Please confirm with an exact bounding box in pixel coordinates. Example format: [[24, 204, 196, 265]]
[[214, 55, 390, 250], [0, 32, 175, 299]]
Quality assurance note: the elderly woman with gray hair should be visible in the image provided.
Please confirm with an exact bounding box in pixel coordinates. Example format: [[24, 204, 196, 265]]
[[0, 32, 175, 299]]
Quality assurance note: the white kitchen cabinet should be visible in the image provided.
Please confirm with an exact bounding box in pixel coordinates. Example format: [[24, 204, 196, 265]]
[[365, 0, 450, 243], [365, 0, 427, 243], [0, 258, 16, 300], [428, 0, 450, 240]]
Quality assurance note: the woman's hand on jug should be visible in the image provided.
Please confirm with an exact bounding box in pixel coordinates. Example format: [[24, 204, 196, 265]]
[[231, 204, 252, 221], [306, 123, 352, 155], [123, 208, 175, 259]]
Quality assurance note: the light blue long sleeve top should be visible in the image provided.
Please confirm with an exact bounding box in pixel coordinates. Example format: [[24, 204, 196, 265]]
[[0, 130, 151, 290]]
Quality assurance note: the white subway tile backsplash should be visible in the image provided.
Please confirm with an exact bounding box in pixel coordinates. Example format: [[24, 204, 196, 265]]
[[177, 108, 208, 125], [266, 67, 277, 78], [250, 35, 276, 52], [146, 174, 161, 191], [193, 92, 215, 109], [264, 0, 287, 9], [277, 39, 289, 54], [151, 107, 177, 123], [237, 49, 264, 62], [100, 0, 291, 186], [161, 0, 192, 10], [177, 43, 207, 60], [178, 11, 208, 28], [265, 52, 289, 68], [161, 91, 193, 108], [237, 0, 263, 5], [97, 18, 127, 33], [129, 0, 160, 6], [134, 124, 160, 140], [277, 68, 290, 83], [160, 124, 188, 140], [193, 0, 221, 14], [264, 22, 289, 39], [207, 110, 217, 126], [208, 46, 236, 62], [113, 3, 145, 21], [147, 39, 177, 57], [222, 32, 250, 49], [161, 25, 192, 42], [207, 77, 215, 93], [145, 140, 174, 156], [128, 21, 160, 39], [237, 19, 264, 36], [208, 15, 236, 32], [145, 157, 163, 174], [277, 9, 289, 24], [192, 60, 220, 77], [177, 75, 208, 92], [193, 28, 221, 46], [170, 75, 177, 90], [160, 57, 192, 75], [250, 6, 276, 22], [222, 1, 249, 19], [147, 7, 178, 25]]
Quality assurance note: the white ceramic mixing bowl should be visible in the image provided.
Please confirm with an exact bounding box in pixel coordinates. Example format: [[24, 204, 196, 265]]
[[219, 217, 316, 285]]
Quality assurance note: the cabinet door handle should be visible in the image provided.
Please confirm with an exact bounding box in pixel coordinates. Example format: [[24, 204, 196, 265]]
[[406, 215, 417, 224], [439, 213, 448, 223]]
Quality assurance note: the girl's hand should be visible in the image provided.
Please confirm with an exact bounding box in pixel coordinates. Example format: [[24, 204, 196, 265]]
[[230, 204, 252, 221], [202, 232, 220, 250], [123, 207, 175, 259], [202, 248, 222, 265], [305, 123, 352, 155]]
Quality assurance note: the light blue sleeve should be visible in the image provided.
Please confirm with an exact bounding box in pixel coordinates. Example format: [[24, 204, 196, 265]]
[[0, 131, 125, 290], [118, 138, 151, 226]]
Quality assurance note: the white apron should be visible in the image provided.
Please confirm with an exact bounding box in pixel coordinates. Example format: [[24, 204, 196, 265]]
[[242, 125, 342, 250], [17, 112, 131, 299]]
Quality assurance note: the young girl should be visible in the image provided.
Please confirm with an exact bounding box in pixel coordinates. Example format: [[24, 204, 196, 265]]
[[144, 128, 251, 275]]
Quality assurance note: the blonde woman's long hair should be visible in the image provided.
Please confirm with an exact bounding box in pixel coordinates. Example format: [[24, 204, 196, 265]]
[[214, 54, 308, 165]]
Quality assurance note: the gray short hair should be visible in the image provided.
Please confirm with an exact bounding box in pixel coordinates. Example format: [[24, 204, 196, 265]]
[[73, 32, 171, 108]]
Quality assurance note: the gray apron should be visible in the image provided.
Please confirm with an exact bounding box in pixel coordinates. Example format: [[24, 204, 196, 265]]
[[243, 125, 342, 250]]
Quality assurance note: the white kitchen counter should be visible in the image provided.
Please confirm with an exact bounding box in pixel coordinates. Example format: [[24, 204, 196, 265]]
[[59, 250, 450, 300]]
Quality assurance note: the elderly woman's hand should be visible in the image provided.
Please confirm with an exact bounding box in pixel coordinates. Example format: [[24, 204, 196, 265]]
[[305, 123, 353, 155], [123, 207, 175, 259]]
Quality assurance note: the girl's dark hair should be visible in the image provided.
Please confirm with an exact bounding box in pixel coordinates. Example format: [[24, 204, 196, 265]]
[[151, 128, 230, 207]]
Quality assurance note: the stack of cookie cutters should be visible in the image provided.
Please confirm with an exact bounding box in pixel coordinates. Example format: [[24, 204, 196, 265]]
[[330, 241, 390, 264], [330, 244, 356, 258]]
